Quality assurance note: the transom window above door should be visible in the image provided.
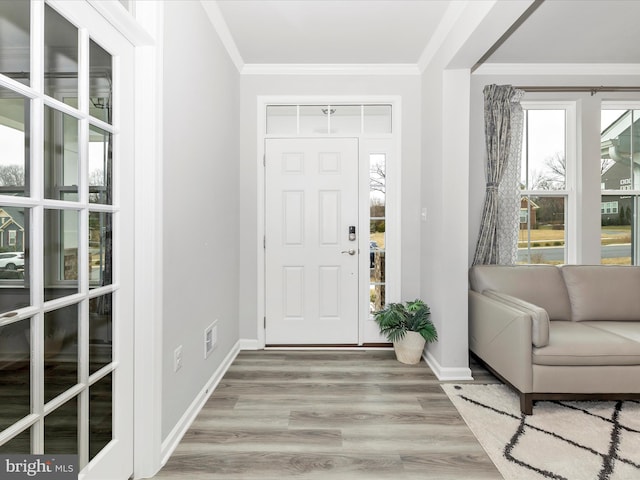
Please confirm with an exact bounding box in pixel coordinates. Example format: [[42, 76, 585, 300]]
[[266, 104, 392, 135]]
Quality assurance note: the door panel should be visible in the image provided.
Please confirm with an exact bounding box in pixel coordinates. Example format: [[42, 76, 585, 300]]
[[265, 138, 359, 344]]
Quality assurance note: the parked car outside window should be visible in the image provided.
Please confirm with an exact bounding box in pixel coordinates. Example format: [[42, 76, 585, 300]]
[[0, 252, 24, 270], [370, 241, 378, 268]]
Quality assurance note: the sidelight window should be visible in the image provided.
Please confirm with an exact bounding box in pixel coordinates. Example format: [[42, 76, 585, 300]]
[[369, 153, 386, 313]]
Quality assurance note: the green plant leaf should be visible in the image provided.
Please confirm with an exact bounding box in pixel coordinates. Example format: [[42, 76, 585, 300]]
[[373, 299, 437, 343]]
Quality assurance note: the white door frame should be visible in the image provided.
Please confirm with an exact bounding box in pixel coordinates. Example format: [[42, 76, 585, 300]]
[[256, 95, 402, 348], [80, 2, 162, 478]]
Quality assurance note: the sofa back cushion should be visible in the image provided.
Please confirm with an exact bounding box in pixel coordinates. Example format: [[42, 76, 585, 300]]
[[469, 265, 571, 321], [561, 265, 640, 321]]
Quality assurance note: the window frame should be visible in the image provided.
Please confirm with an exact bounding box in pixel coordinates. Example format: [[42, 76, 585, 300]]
[[257, 96, 402, 346], [601, 102, 640, 265], [519, 101, 577, 264]]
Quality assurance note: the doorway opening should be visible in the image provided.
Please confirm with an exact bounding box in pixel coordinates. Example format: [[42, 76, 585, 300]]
[[259, 100, 400, 346]]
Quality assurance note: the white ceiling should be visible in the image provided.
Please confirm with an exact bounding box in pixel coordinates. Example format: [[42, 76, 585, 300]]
[[214, 0, 451, 64], [486, 0, 640, 64], [211, 0, 640, 68]]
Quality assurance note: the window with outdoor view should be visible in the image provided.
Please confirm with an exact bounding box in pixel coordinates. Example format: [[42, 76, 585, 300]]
[[370, 153, 386, 315], [600, 107, 640, 265], [519, 108, 568, 265]]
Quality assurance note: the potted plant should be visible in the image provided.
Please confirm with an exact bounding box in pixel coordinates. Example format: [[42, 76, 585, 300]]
[[373, 299, 438, 364]]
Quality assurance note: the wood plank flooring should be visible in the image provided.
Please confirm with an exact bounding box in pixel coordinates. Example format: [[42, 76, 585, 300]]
[[152, 350, 503, 480]]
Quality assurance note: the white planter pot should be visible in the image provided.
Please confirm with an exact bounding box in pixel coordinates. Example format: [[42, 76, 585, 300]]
[[393, 331, 426, 364]]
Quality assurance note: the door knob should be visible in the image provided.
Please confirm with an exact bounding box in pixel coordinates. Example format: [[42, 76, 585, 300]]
[[341, 249, 356, 255]]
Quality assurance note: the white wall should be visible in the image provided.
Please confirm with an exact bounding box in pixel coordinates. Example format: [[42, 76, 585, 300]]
[[420, 64, 473, 378], [238, 74, 422, 341], [417, 1, 536, 379], [161, 0, 240, 440]]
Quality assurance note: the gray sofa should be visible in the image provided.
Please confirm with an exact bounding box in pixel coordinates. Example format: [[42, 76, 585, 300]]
[[469, 264, 640, 414]]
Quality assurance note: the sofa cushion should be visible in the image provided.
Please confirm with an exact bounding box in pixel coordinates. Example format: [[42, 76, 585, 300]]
[[561, 265, 640, 322], [469, 265, 571, 321], [585, 321, 640, 343], [533, 321, 640, 366], [483, 290, 550, 347]]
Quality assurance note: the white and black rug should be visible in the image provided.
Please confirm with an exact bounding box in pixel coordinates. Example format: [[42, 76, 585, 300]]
[[442, 384, 640, 480]]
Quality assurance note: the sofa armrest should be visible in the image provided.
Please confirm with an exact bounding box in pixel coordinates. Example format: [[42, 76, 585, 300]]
[[482, 290, 550, 347], [469, 290, 533, 393]]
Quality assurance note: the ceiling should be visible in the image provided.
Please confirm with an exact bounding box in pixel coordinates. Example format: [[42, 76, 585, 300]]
[[215, 0, 450, 64], [212, 0, 640, 67], [486, 0, 640, 64]]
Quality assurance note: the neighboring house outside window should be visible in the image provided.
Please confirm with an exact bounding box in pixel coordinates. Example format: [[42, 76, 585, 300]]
[[601, 107, 640, 265], [0, 207, 25, 251]]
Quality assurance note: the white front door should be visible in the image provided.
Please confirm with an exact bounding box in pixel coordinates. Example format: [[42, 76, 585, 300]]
[[265, 138, 360, 344]]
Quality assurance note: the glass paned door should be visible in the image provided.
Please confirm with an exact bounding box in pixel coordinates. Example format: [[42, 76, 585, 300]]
[[0, 1, 134, 478]]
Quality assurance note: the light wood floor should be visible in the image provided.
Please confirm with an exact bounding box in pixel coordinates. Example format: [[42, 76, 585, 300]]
[[153, 349, 503, 480]]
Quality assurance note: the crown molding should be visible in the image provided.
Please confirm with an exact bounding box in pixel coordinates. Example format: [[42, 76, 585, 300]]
[[241, 63, 420, 76], [474, 63, 640, 76], [200, 0, 244, 73]]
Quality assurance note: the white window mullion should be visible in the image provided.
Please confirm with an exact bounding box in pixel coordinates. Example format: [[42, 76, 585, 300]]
[[77, 295, 89, 469], [42, 96, 85, 122], [29, 0, 45, 456], [77, 382, 89, 469], [30, 311, 45, 455], [78, 123, 89, 208], [565, 102, 577, 264], [30, 206, 44, 457], [78, 27, 90, 117], [78, 26, 90, 205], [30, 0, 44, 94], [77, 24, 91, 471]]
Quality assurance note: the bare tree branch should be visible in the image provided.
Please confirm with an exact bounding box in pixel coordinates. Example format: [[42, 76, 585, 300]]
[[370, 162, 385, 195], [0, 165, 24, 186]]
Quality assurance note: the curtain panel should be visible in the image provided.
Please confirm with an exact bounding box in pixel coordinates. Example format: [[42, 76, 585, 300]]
[[473, 84, 525, 266]]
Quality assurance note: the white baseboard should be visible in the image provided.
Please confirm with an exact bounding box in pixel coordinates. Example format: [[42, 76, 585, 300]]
[[160, 340, 241, 465], [239, 338, 260, 350], [424, 349, 473, 381]]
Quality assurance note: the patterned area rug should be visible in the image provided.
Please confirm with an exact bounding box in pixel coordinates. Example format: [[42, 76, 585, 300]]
[[442, 384, 640, 480]]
